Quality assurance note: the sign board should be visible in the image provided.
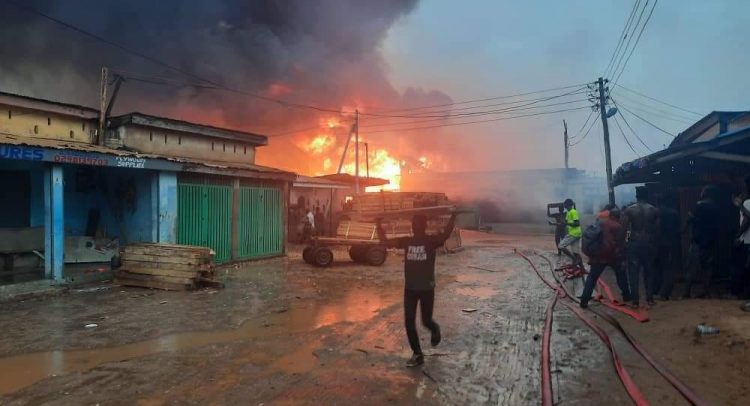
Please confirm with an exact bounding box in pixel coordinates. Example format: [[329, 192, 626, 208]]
[[0, 144, 180, 171]]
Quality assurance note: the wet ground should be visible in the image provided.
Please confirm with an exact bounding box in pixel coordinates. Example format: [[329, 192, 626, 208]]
[[0, 230, 747, 405]]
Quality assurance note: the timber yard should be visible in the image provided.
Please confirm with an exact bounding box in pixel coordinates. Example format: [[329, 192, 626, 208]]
[[1, 1, 749, 405]]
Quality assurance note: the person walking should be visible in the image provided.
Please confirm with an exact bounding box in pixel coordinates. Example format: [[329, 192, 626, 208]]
[[558, 198, 583, 266], [622, 187, 660, 307], [376, 213, 457, 367], [580, 208, 629, 308]]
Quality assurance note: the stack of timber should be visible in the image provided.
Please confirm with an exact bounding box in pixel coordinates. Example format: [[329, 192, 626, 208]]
[[115, 243, 221, 291], [350, 192, 450, 215]]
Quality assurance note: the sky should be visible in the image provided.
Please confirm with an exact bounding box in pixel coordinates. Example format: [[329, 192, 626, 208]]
[[380, 0, 750, 174], [2, 1, 749, 180]]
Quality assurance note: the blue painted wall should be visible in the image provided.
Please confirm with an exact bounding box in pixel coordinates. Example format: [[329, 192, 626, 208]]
[[63, 166, 155, 244]]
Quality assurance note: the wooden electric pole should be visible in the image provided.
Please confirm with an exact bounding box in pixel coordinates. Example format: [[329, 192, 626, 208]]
[[354, 109, 360, 194], [98, 66, 108, 145], [563, 119, 569, 169], [364, 142, 370, 178], [597, 77, 615, 206]]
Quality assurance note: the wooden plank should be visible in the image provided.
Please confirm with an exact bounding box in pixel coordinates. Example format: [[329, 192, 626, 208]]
[[120, 260, 210, 271], [120, 267, 201, 278], [121, 252, 208, 265], [123, 246, 207, 259], [128, 242, 213, 254], [117, 270, 195, 285], [114, 277, 192, 291]]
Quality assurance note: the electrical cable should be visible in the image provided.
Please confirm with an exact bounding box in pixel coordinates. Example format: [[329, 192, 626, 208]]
[[612, 0, 659, 85], [359, 99, 592, 129], [613, 115, 644, 156], [608, 0, 650, 84], [602, 0, 642, 79], [614, 84, 703, 117], [568, 116, 599, 147], [358, 106, 591, 135], [614, 99, 676, 137]]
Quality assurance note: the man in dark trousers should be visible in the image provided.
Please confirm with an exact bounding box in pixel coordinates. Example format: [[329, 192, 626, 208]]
[[622, 187, 660, 307], [376, 213, 457, 367], [580, 208, 629, 308], [684, 185, 721, 298]]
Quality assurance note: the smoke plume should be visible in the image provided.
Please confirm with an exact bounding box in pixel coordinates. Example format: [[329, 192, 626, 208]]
[[0, 0, 457, 177]]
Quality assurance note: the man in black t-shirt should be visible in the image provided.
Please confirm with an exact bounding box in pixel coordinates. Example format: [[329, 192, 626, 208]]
[[376, 213, 457, 367]]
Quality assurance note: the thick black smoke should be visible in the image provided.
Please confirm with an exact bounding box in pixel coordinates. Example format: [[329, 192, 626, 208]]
[[0, 0, 451, 137]]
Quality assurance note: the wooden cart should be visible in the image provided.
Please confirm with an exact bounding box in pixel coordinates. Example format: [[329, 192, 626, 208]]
[[302, 201, 462, 267], [303, 221, 388, 267]]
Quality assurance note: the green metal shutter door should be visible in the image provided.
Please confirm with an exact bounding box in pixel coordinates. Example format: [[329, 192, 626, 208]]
[[238, 186, 283, 259], [177, 183, 232, 263]]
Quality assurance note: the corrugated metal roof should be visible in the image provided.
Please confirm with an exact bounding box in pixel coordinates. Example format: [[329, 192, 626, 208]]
[[293, 175, 351, 189], [0, 91, 99, 119], [108, 113, 268, 145], [0, 133, 294, 180]]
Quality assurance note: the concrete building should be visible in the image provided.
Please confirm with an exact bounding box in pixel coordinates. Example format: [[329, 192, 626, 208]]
[[0, 91, 294, 286]]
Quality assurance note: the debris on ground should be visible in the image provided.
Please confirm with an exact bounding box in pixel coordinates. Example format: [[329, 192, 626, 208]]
[[695, 324, 720, 336], [84, 323, 98, 328], [461, 308, 478, 313], [114, 243, 222, 291]]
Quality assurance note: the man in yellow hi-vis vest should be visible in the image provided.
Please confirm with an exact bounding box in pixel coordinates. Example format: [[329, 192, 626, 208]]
[[558, 198, 583, 265]]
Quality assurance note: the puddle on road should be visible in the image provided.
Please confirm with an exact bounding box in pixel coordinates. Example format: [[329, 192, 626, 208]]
[[0, 287, 399, 395]]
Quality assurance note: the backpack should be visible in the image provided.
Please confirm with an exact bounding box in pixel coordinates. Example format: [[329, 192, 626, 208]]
[[581, 219, 604, 257]]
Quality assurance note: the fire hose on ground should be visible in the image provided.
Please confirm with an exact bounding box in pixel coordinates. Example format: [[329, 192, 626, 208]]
[[514, 249, 709, 406]]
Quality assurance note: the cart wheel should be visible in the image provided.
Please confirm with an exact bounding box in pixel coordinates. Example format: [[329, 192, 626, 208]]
[[365, 246, 388, 266], [313, 247, 334, 267], [349, 246, 365, 263], [302, 246, 314, 264]]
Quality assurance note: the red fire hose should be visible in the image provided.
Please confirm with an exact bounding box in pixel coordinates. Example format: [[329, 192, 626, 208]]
[[532, 251, 709, 406], [515, 249, 649, 405]]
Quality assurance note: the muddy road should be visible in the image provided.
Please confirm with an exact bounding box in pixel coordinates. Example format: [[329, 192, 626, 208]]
[[0, 230, 747, 405]]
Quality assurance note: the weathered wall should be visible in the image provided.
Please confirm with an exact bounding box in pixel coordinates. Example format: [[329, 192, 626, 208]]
[[116, 125, 257, 165], [63, 166, 154, 244], [0, 104, 94, 143]]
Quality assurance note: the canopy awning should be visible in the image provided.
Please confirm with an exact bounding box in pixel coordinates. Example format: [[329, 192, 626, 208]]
[[614, 125, 750, 186]]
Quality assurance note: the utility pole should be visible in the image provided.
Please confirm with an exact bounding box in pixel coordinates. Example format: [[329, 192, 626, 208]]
[[563, 119, 569, 169], [354, 109, 360, 194], [98, 66, 108, 145], [337, 125, 353, 174], [597, 77, 615, 206], [364, 142, 370, 178]]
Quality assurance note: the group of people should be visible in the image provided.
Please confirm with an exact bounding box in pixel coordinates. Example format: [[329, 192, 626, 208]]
[[557, 180, 750, 311]]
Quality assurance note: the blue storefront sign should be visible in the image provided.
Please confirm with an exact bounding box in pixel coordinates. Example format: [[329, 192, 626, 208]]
[[0, 144, 179, 171]]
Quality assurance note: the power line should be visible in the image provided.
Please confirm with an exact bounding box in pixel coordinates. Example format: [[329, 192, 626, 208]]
[[359, 99, 592, 129], [613, 115, 644, 156], [611, 99, 656, 152], [609, 0, 649, 83], [614, 83, 703, 117], [613, 98, 694, 125], [359, 106, 591, 135], [568, 109, 596, 142], [612, 0, 659, 85], [569, 116, 599, 147], [612, 92, 697, 122], [364, 83, 593, 114], [363, 89, 591, 120], [614, 99, 676, 137], [602, 0, 642, 79], [357, 87, 588, 119]]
